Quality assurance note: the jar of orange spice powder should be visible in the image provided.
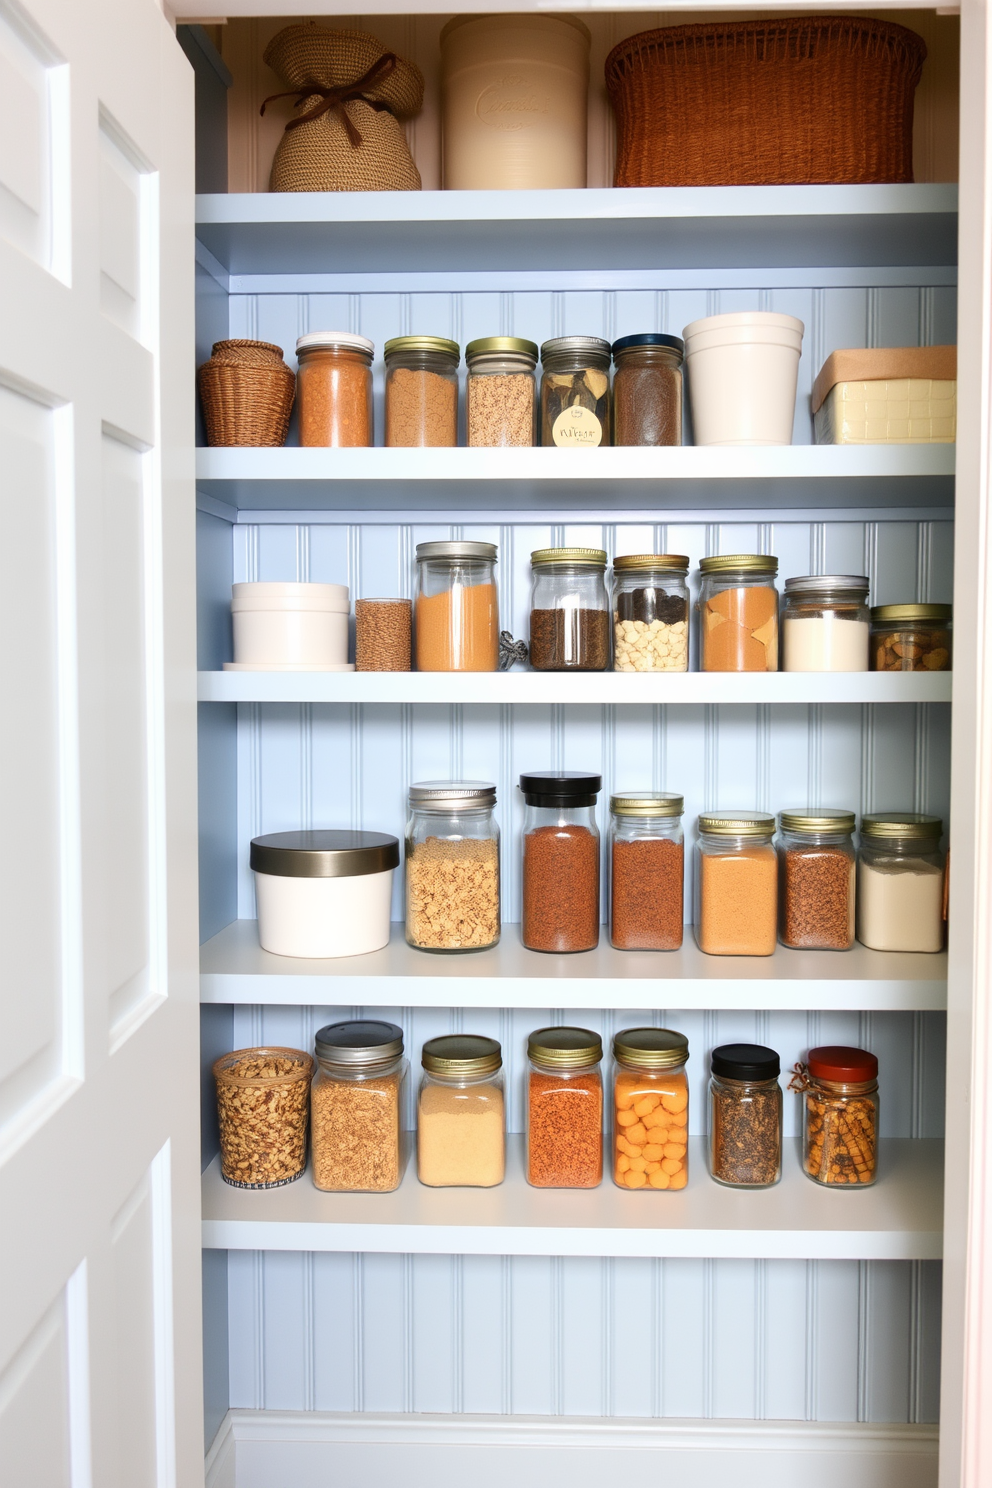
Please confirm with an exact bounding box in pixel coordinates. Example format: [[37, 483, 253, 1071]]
[[296, 332, 374, 447], [695, 811, 777, 956], [527, 1027, 603, 1188], [612, 1028, 689, 1191]]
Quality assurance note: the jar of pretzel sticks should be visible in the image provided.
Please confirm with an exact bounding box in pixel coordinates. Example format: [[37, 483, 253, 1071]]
[[792, 1045, 878, 1188]]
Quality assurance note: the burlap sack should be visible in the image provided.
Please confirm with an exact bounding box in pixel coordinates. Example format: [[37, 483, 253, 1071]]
[[262, 24, 424, 193]]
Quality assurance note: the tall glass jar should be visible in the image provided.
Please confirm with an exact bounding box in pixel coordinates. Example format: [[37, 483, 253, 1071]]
[[870, 603, 952, 672], [795, 1045, 879, 1188], [695, 812, 777, 956], [405, 781, 500, 952], [527, 1027, 603, 1189], [698, 554, 779, 672], [540, 336, 611, 447], [417, 1035, 505, 1187], [520, 770, 601, 953], [709, 1043, 782, 1189], [856, 813, 945, 952], [296, 332, 374, 447], [612, 334, 684, 446], [609, 791, 684, 950], [311, 1021, 407, 1193], [466, 337, 538, 447], [415, 540, 498, 671], [529, 547, 610, 671], [782, 575, 870, 672], [384, 336, 459, 447], [612, 1028, 689, 1191], [777, 809, 857, 950], [613, 554, 690, 672]]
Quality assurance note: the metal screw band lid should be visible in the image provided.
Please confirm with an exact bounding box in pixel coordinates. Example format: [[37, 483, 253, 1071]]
[[699, 553, 778, 575], [697, 811, 775, 838], [870, 603, 952, 622], [384, 335, 460, 361], [249, 830, 399, 879], [779, 807, 856, 833], [421, 1034, 502, 1078], [315, 1020, 404, 1068], [612, 332, 684, 359], [613, 1027, 689, 1070], [613, 553, 690, 573], [415, 540, 497, 562], [528, 1027, 603, 1070], [784, 574, 869, 595], [860, 812, 943, 839], [610, 791, 684, 818], [530, 547, 607, 568], [408, 780, 496, 809], [540, 335, 611, 362], [466, 336, 538, 362]]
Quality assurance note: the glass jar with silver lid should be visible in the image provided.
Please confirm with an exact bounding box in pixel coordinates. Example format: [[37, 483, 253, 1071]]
[[781, 575, 870, 672], [311, 1021, 407, 1193], [540, 336, 611, 447], [415, 539, 499, 672], [405, 781, 500, 952]]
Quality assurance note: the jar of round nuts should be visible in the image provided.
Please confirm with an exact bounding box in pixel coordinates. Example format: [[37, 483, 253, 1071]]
[[791, 1045, 878, 1188], [405, 781, 500, 951], [213, 1047, 314, 1189], [612, 1027, 689, 1191], [612, 554, 689, 672], [869, 603, 952, 672], [466, 337, 537, 447]]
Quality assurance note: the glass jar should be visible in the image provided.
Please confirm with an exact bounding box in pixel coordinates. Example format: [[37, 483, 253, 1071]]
[[695, 812, 777, 956], [405, 781, 500, 952], [611, 334, 684, 446], [870, 603, 952, 672], [296, 332, 374, 447], [609, 792, 684, 950], [856, 813, 946, 952], [794, 1045, 878, 1188], [527, 1027, 603, 1188], [415, 540, 498, 672], [417, 1035, 505, 1187], [777, 808, 857, 951], [213, 1047, 313, 1189], [384, 335, 459, 447], [612, 1028, 689, 1191], [613, 554, 690, 672], [466, 337, 537, 447], [709, 1043, 782, 1189], [311, 1021, 406, 1192], [698, 554, 779, 672], [781, 575, 870, 672], [520, 770, 601, 953], [540, 336, 611, 447], [529, 547, 610, 671]]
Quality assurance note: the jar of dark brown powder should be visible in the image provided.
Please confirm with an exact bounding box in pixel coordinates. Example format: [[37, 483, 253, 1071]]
[[611, 333, 683, 446], [609, 791, 684, 950], [520, 771, 601, 952], [529, 548, 610, 671], [776, 808, 856, 951], [709, 1043, 782, 1189]]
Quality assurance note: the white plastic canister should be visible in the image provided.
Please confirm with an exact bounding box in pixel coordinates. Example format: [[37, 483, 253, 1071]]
[[683, 312, 805, 446], [251, 830, 400, 959], [228, 582, 351, 670], [440, 14, 591, 190]]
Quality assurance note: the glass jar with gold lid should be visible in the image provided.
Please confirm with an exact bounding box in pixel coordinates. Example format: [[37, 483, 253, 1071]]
[[698, 554, 779, 672], [466, 337, 538, 447], [384, 335, 459, 447], [529, 547, 610, 671], [695, 811, 777, 956], [417, 1035, 505, 1187], [612, 1027, 689, 1191], [870, 603, 952, 672], [613, 554, 690, 672], [526, 1027, 603, 1189], [856, 812, 945, 952]]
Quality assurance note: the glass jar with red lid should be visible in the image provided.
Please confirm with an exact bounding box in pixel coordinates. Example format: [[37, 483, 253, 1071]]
[[792, 1045, 878, 1188]]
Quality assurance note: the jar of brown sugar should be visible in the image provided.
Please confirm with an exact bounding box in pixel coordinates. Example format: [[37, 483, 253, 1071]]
[[609, 791, 684, 950], [527, 1027, 603, 1189], [698, 554, 779, 672], [612, 333, 684, 446], [530, 547, 610, 671], [777, 808, 856, 951], [385, 335, 459, 447], [418, 1035, 505, 1188], [613, 1027, 689, 1191], [415, 540, 499, 671], [695, 811, 777, 956], [296, 332, 374, 447], [520, 770, 601, 953], [466, 337, 537, 447], [311, 1021, 406, 1193], [870, 603, 952, 672]]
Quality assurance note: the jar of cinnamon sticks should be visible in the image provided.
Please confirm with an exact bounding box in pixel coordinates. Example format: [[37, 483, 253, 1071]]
[[792, 1045, 878, 1188]]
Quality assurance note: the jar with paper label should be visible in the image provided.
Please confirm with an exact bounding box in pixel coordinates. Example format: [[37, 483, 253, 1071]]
[[540, 336, 611, 448], [612, 1028, 689, 1191]]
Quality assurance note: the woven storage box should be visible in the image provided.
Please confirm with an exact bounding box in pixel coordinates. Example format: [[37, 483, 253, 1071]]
[[812, 346, 957, 445], [198, 340, 295, 447], [606, 17, 927, 187]]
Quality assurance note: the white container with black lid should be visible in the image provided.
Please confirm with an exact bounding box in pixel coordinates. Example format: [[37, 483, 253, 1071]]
[[250, 830, 400, 959]]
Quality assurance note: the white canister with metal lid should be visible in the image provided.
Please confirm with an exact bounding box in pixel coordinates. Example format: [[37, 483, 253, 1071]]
[[227, 581, 353, 670], [251, 831, 400, 958]]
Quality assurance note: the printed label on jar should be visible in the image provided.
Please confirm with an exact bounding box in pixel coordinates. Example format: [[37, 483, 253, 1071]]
[[476, 75, 550, 131], [552, 405, 603, 447]]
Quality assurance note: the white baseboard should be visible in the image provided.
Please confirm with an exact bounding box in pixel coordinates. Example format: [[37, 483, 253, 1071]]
[[205, 1409, 938, 1488]]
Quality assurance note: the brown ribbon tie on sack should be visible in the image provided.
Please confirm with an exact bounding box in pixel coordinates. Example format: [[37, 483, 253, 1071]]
[[260, 52, 399, 148]]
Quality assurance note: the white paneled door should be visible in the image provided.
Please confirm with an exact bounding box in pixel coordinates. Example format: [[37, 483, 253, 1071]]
[[0, 2, 200, 1486]]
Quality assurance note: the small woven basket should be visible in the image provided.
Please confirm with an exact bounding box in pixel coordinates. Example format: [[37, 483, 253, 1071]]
[[606, 16, 927, 188], [198, 340, 296, 447]]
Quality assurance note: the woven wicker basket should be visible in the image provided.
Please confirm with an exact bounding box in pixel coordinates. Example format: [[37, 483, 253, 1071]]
[[606, 17, 927, 188], [198, 340, 295, 447]]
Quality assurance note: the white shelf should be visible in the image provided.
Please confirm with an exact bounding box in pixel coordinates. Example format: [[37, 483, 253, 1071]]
[[200, 921, 947, 1012], [200, 1136, 943, 1260]]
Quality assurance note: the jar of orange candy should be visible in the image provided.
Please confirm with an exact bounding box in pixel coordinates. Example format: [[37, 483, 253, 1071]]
[[612, 1027, 689, 1191]]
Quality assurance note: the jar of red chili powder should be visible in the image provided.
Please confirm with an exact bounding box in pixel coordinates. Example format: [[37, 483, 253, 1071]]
[[520, 770, 601, 952], [526, 1027, 603, 1188], [609, 791, 684, 950]]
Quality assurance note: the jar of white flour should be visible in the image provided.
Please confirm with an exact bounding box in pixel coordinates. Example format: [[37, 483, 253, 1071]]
[[856, 813, 945, 953]]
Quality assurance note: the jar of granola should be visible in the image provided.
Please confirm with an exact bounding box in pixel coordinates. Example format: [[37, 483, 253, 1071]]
[[213, 1047, 314, 1189], [405, 781, 500, 951]]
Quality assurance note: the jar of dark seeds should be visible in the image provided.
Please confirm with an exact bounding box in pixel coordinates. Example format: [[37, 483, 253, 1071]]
[[709, 1043, 782, 1189], [776, 808, 856, 951], [540, 336, 611, 448], [529, 547, 610, 671], [613, 554, 690, 671], [611, 333, 684, 446]]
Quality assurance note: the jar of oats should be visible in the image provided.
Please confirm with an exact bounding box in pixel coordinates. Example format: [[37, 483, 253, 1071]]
[[466, 337, 537, 446], [311, 1021, 407, 1192], [405, 781, 500, 951], [213, 1046, 314, 1189]]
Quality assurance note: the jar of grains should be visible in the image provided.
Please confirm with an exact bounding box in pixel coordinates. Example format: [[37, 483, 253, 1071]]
[[418, 1035, 505, 1187], [405, 780, 500, 952], [529, 547, 610, 671], [466, 337, 537, 447], [856, 813, 946, 953], [527, 1027, 604, 1189], [870, 603, 952, 672], [612, 1028, 689, 1191], [792, 1045, 878, 1188], [611, 333, 684, 447], [213, 1047, 314, 1189], [695, 811, 777, 956], [781, 575, 870, 672], [296, 332, 374, 447], [777, 808, 857, 951], [609, 791, 684, 950], [698, 554, 779, 672], [384, 336, 459, 447], [311, 1021, 406, 1192], [415, 540, 499, 672], [540, 336, 611, 448], [520, 771, 601, 953], [612, 553, 690, 672], [709, 1043, 782, 1189]]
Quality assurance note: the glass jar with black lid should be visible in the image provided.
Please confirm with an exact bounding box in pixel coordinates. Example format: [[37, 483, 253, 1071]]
[[709, 1043, 782, 1189], [612, 333, 684, 446], [540, 336, 611, 447], [529, 547, 610, 671], [520, 771, 602, 953], [613, 554, 690, 672]]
